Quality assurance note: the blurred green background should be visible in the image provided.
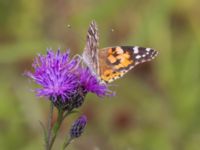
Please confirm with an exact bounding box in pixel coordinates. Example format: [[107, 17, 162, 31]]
[[1, 0, 200, 149]]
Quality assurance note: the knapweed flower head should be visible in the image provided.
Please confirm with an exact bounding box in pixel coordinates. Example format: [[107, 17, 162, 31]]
[[26, 49, 80, 102], [70, 115, 87, 138], [26, 49, 113, 110], [79, 67, 113, 97]]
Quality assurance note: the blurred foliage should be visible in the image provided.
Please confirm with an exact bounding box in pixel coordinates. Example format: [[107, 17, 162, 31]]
[[1, 0, 200, 149]]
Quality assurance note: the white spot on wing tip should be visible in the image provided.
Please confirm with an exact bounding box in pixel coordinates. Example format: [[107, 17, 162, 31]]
[[136, 55, 141, 59], [146, 48, 151, 52], [142, 54, 146, 57], [133, 46, 139, 54]]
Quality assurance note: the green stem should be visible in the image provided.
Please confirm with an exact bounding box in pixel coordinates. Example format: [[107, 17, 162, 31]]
[[46, 101, 54, 150], [62, 137, 73, 150], [49, 108, 64, 150], [63, 110, 72, 120]]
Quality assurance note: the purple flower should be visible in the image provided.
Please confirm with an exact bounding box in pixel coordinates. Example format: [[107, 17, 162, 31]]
[[26, 49, 114, 110], [70, 115, 87, 138], [26, 49, 80, 102]]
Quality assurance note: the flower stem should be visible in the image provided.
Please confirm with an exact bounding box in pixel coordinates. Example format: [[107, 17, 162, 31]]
[[63, 109, 73, 120], [46, 101, 54, 150], [49, 108, 64, 150], [62, 137, 73, 150]]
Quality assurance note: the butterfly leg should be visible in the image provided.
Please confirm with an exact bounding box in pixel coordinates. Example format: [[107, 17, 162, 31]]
[[69, 54, 82, 71]]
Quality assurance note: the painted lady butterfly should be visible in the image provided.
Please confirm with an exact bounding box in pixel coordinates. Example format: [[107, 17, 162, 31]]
[[82, 21, 158, 83]]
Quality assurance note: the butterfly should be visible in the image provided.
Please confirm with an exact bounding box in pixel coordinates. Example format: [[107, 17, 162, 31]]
[[82, 20, 158, 83]]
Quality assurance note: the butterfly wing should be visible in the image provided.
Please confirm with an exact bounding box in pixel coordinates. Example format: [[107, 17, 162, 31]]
[[82, 20, 100, 75], [82, 21, 158, 83], [98, 46, 158, 83]]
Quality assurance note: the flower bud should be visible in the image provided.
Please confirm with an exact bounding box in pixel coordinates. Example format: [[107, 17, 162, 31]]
[[70, 115, 87, 138]]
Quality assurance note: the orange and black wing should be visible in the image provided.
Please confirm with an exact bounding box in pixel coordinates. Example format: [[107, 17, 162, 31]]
[[98, 46, 158, 83]]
